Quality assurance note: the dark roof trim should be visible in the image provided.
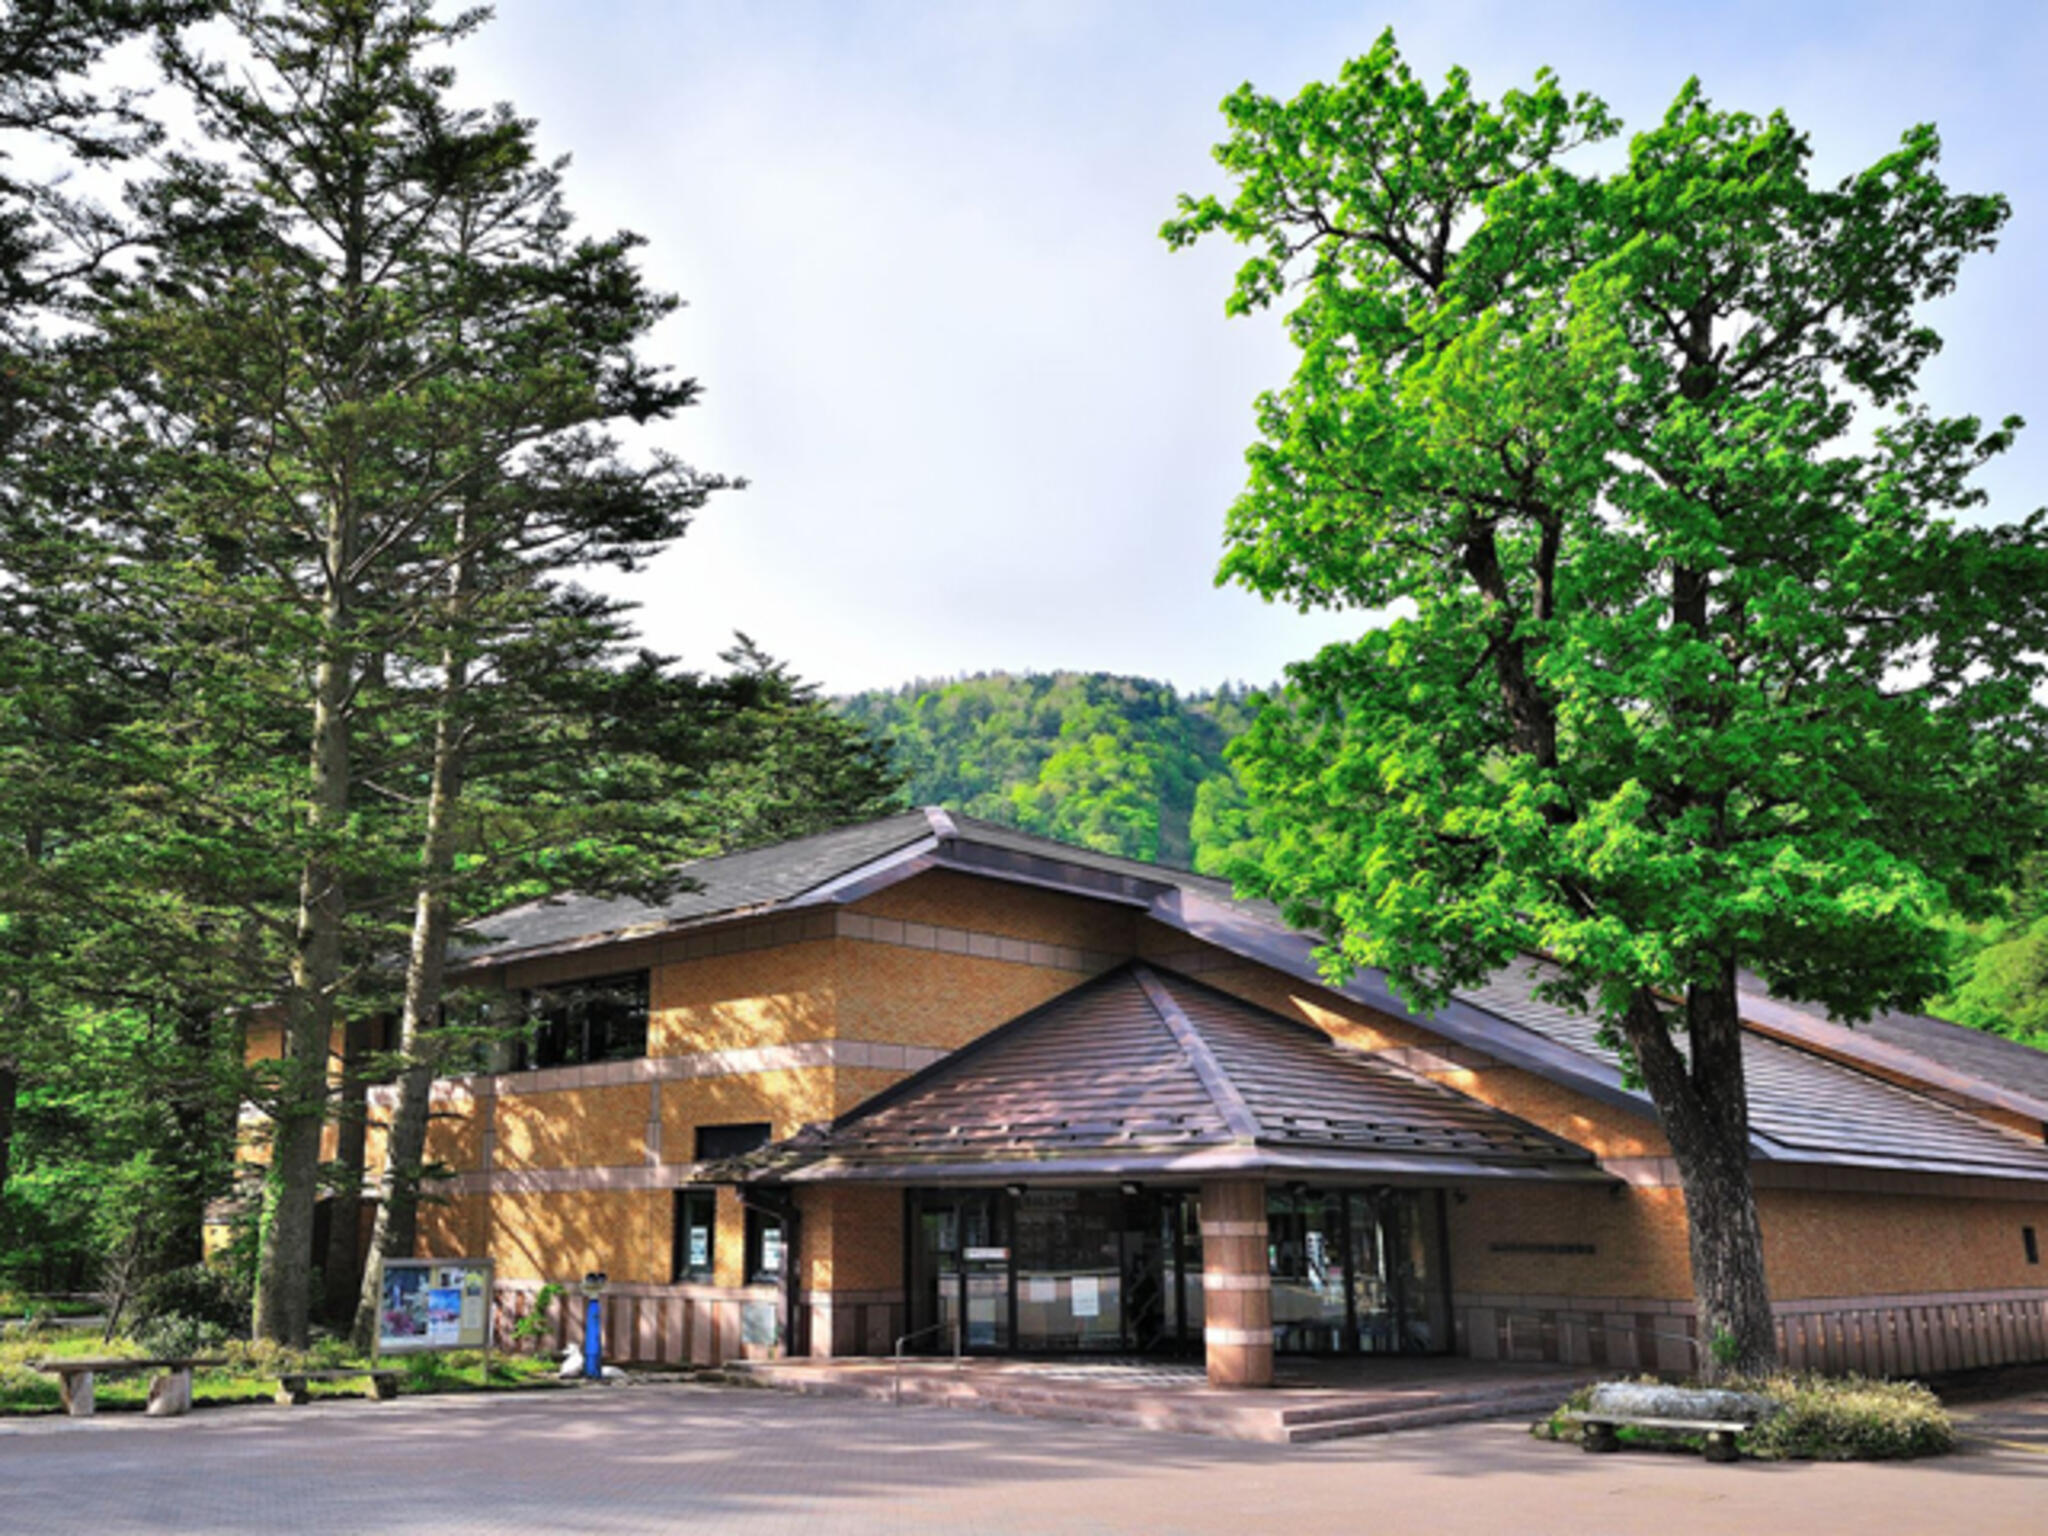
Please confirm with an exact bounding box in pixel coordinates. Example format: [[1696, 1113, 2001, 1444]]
[[1134, 965, 1260, 1142], [778, 1149, 1618, 1186], [930, 839, 1177, 909], [783, 838, 940, 909]]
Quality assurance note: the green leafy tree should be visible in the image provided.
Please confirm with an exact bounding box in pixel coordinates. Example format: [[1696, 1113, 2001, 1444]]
[[1166, 33, 2048, 1376]]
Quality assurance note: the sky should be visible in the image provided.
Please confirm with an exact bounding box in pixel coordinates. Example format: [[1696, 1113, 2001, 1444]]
[[429, 3, 2047, 693]]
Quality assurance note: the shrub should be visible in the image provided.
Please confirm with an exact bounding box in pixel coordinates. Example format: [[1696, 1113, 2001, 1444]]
[[1535, 1374, 1955, 1460], [1741, 1375, 1954, 1461], [133, 1313, 228, 1360], [133, 1265, 249, 1336]]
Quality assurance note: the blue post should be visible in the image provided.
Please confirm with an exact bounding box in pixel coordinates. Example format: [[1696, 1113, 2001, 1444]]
[[581, 1271, 607, 1379]]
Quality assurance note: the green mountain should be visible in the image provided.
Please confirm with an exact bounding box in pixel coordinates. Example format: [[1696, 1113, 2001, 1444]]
[[838, 671, 1263, 873], [842, 670, 2048, 1053]]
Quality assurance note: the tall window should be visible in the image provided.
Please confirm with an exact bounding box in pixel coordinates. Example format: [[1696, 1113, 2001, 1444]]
[[519, 971, 649, 1069], [745, 1205, 788, 1285], [673, 1189, 717, 1283]]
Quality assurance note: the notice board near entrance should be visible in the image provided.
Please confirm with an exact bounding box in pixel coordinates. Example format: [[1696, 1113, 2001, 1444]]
[[376, 1257, 494, 1355]]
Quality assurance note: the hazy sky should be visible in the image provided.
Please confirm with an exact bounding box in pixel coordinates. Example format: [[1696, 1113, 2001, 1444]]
[[436, 1, 2048, 695]]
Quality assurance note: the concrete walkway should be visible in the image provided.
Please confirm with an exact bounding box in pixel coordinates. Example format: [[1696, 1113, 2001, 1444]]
[[1, 1380, 2043, 1535]]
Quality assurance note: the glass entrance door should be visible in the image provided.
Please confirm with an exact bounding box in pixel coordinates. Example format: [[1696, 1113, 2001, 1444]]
[[909, 1191, 1009, 1352]]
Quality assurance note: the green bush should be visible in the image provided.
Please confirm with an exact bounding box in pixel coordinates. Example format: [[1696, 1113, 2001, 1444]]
[[1741, 1375, 1954, 1461], [133, 1265, 249, 1336], [1536, 1374, 1955, 1461], [133, 1313, 228, 1360]]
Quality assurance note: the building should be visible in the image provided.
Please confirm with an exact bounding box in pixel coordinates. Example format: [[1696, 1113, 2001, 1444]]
[[299, 808, 2048, 1385]]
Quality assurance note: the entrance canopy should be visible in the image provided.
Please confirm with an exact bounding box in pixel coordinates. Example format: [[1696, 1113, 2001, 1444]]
[[711, 964, 1608, 1187]]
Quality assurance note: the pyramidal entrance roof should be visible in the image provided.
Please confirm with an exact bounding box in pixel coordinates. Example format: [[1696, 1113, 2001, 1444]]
[[720, 964, 1607, 1187]]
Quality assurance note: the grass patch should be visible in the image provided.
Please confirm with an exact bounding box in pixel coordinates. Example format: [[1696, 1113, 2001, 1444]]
[[1534, 1374, 1955, 1461], [0, 1324, 558, 1415]]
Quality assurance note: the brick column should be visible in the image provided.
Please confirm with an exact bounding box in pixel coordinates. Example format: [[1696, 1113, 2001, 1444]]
[[1200, 1178, 1273, 1388]]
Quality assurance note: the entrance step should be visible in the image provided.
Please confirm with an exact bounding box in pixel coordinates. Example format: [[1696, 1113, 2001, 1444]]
[[724, 1360, 1581, 1445], [1281, 1391, 1571, 1443]]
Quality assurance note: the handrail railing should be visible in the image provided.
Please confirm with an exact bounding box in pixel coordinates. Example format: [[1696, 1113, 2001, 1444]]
[[891, 1318, 963, 1405]]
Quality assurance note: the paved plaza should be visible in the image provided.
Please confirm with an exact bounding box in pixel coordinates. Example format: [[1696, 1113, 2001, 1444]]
[[1, 1381, 2043, 1535]]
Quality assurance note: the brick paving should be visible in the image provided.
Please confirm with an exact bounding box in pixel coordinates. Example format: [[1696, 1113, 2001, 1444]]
[[0, 1380, 2043, 1535]]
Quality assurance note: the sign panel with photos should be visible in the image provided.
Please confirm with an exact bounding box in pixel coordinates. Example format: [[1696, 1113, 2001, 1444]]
[[377, 1257, 495, 1355]]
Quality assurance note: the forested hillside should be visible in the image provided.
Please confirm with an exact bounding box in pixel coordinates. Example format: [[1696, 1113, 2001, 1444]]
[[839, 672, 1262, 872], [842, 670, 2047, 1050]]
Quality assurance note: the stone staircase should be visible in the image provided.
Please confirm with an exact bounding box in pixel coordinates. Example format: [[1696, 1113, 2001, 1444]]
[[724, 1358, 1583, 1444]]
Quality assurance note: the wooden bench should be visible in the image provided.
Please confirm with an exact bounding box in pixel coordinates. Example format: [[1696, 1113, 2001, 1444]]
[[28, 1356, 227, 1419], [1567, 1410, 1751, 1462], [274, 1368, 404, 1405], [1565, 1383, 1774, 1464]]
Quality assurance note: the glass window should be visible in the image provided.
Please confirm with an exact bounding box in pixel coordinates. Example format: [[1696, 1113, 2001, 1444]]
[[673, 1189, 716, 1283], [1013, 1190, 1123, 1353], [695, 1122, 772, 1161], [1268, 1189, 1348, 1354], [745, 1205, 787, 1285], [519, 971, 648, 1070]]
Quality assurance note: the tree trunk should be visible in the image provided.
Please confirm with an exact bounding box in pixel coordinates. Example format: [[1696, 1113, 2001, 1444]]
[[0, 1057, 16, 1213], [321, 1012, 371, 1325], [253, 517, 355, 1347], [352, 533, 474, 1351], [1620, 962, 1777, 1380]]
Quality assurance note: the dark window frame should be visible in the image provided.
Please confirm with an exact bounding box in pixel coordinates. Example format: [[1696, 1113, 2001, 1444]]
[[518, 970, 649, 1071], [2026, 1225, 2040, 1266], [695, 1122, 773, 1161], [673, 1188, 717, 1283]]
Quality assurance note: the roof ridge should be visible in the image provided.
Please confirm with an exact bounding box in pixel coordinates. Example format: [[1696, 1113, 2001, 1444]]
[[1132, 963, 1262, 1143]]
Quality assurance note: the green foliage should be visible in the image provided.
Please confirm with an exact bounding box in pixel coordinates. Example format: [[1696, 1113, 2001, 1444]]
[[841, 672, 1260, 868], [1741, 1375, 1955, 1461], [133, 1264, 250, 1338], [131, 1312, 228, 1360], [1167, 27, 2048, 1370], [511, 1282, 564, 1345], [1535, 1374, 1954, 1460], [1166, 30, 2047, 1028]]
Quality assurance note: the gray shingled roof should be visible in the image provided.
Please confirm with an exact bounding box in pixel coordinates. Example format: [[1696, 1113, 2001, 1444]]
[[1845, 1007, 2048, 1107], [722, 963, 1603, 1185], [1468, 959, 2048, 1182], [459, 809, 937, 961]]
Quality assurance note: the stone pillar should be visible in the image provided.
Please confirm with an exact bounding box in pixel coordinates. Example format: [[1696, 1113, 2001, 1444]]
[[1200, 1178, 1273, 1388]]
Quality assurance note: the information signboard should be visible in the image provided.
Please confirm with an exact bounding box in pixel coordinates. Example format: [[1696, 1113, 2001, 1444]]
[[377, 1257, 495, 1356]]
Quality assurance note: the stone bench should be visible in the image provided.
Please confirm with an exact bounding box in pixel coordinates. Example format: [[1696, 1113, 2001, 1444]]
[[28, 1356, 227, 1418], [1566, 1382, 1776, 1464], [274, 1368, 404, 1405]]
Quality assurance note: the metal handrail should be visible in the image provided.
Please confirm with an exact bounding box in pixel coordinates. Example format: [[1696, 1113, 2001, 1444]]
[[892, 1318, 963, 1405]]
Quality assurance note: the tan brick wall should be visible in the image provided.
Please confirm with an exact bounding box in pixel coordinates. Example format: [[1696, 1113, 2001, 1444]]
[[1428, 1065, 1669, 1160], [833, 940, 1092, 1051], [652, 940, 836, 1054], [799, 1185, 903, 1292], [660, 1068, 836, 1148], [854, 869, 1136, 950], [424, 1086, 486, 1173], [1449, 1183, 1694, 1300], [417, 1193, 489, 1259], [496, 1085, 649, 1170], [1762, 1187, 2048, 1299], [491, 1189, 669, 1285]]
